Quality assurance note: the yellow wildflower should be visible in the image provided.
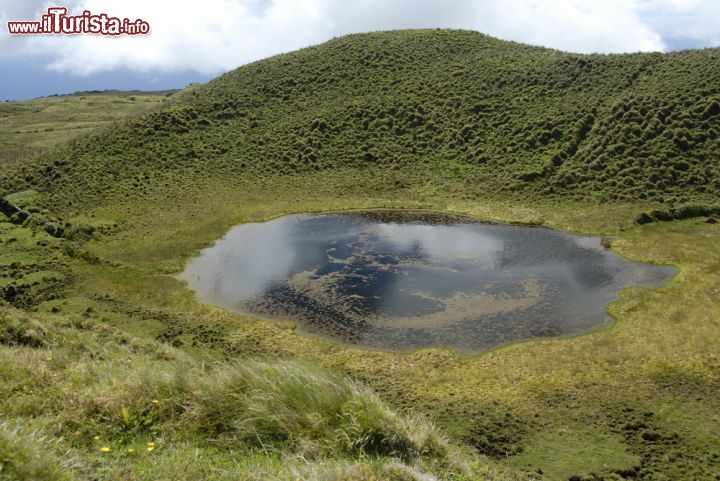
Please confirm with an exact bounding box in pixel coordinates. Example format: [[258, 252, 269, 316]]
[[74, 431, 81, 436], [151, 399, 159, 405], [146, 446, 155, 452], [46, 357, 53, 361], [127, 448, 135, 453], [93, 435, 100, 441], [147, 441, 155, 447], [100, 447, 110, 453]]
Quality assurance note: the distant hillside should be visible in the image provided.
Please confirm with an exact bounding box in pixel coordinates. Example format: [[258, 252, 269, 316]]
[[2, 29, 719, 209], [0, 91, 175, 168]]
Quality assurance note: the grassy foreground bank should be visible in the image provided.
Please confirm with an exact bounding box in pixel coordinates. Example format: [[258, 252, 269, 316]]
[[2, 174, 719, 480], [1, 302, 511, 481]]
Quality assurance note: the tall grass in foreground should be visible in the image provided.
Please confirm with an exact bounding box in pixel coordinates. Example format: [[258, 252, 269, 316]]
[[0, 306, 522, 480]]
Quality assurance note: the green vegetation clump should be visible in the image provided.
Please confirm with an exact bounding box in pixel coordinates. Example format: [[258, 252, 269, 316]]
[[0, 423, 72, 481], [636, 203, 720, 224], [0, 214, 69, 308]]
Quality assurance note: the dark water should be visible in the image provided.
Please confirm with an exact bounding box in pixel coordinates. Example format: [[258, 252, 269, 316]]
[[180, 211, 675, 353]]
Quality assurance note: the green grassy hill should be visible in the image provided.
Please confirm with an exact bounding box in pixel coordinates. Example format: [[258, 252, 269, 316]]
[[2, 29, 718, 211], [2, 30, 720, 481], [0, 90, 176, 168]]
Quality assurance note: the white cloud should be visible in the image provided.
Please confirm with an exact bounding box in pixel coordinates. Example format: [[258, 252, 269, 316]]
[[0, 0, 717, 76], [636, 0, 720, 48], [472, 0, 665, 53]]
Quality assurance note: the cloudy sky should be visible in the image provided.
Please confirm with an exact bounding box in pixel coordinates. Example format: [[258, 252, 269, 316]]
[[1, 0, 719, 100]]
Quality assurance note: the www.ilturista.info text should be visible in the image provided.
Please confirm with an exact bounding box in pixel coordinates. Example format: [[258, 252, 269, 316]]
[[7, 7, 150, 35]]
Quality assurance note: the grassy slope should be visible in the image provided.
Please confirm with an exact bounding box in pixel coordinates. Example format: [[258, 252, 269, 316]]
[[1, 30, 718, 210], [1, 30, 720, 480], [1, 299, 520, 481], [0, 90, 176, 168]]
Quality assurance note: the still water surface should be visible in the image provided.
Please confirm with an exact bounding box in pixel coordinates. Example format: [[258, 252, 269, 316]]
[[180, 211, 674, 353]]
